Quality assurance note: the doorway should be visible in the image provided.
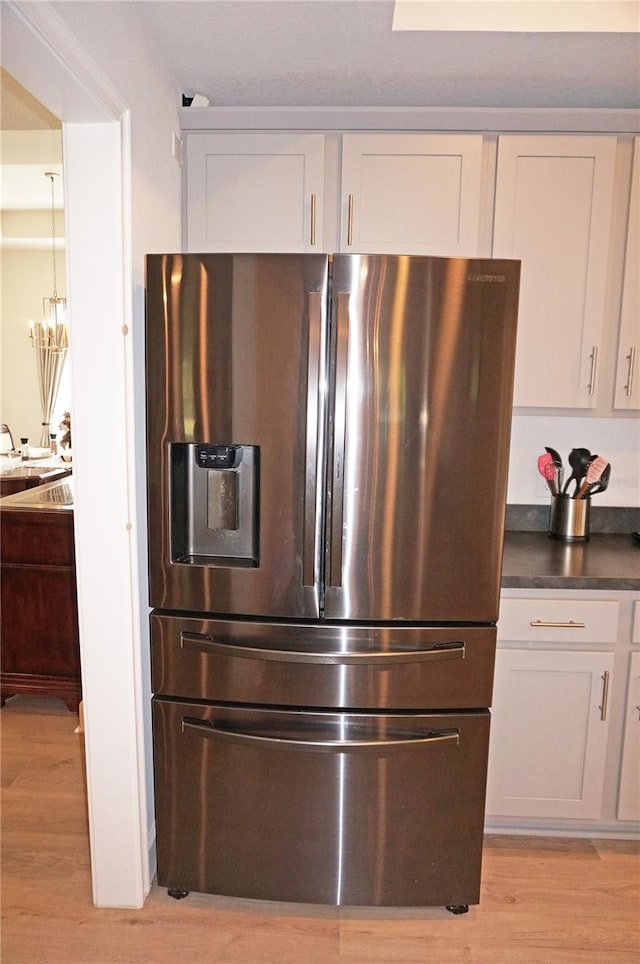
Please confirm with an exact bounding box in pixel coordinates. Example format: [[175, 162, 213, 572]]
[[1, 5, 150, 908]]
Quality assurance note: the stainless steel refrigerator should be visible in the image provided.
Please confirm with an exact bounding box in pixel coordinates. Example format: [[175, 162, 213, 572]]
[[146, 253, 520, 912]]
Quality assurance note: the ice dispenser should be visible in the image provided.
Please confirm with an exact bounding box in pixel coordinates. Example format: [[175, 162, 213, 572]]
[[170, 443, 259, 566]]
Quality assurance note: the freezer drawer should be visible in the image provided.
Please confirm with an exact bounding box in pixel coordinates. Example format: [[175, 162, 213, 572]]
[[153, 700, 490, 907], [151, 613, 496, 709]]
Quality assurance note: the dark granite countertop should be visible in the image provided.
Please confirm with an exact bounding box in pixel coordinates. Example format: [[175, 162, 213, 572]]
[[502, 531, 640, 591]]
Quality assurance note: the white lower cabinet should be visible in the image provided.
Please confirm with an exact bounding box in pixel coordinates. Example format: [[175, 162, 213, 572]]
[[487, 650, 613, 818], [487, 591, 640, 835], [486, 648, 614, 819], [618, 651, 640, 821]]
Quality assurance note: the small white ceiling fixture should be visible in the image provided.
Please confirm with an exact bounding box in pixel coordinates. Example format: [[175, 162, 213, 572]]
[[393, 0, 640, 32]]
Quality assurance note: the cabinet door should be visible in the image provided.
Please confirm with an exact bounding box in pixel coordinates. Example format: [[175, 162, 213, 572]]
[[493, 135, 616, 408], [486, 649, 614, 819], [614, 137, 640, 410], [340, 133, 483, 255], [618, 651, 640, 821], [185, 132, 325, 252]]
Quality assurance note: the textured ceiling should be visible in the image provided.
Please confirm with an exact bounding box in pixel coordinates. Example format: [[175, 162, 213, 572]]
[[114, 0, 640, 109]]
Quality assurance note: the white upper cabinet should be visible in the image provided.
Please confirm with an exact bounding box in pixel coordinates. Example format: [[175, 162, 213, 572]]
[[339, 134, 484, 255], [185, 133, 325, 252], [493, 135, 617, 408], [614, 137, 640, 410]]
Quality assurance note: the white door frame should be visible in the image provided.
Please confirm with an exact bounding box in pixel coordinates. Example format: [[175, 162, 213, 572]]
[[2, 2, 150, 907]]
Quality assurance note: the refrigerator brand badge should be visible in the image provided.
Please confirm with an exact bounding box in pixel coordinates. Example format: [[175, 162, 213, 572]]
[[467, 273, 506, 283]]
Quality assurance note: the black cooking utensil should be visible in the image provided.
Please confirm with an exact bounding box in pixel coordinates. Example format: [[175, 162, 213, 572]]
[[562, 447, 592, 496]]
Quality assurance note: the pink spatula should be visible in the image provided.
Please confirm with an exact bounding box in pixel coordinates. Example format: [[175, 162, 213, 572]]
[[574, 456, 608, 499], [537, 452, 558, 495]]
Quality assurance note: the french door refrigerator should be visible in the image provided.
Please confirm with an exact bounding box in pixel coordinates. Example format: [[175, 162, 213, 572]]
[[146, 252, 520, 912]]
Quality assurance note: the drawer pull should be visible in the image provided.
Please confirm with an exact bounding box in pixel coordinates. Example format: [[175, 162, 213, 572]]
[[599, 671, 610, 722], [182, 718, 460, 751], [180, 631, 465, 664], [529, 619, 586, 629]]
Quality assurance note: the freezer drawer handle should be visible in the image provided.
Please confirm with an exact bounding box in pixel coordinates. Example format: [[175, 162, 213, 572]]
[[179, 632, 466, 664], [182, 718, 460, 752]]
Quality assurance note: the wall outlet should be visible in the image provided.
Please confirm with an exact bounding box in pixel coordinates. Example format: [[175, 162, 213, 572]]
[[535, 472, 552, 499]]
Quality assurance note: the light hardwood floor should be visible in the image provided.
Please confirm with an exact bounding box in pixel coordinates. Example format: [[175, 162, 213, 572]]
[[2, 696, 639, 964]]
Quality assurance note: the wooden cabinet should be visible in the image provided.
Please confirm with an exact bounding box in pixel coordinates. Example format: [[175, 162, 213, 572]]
[[486, 647, 614, 819], [618, 651, 640, 820], [339, 133, 484, 255], [185, 132, 325, 252], [1, 489, 81, 711], [614, 137, 640, 410], [493, 135, 617, 408]]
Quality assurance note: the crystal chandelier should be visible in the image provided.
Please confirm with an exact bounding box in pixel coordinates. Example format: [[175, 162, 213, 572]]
[[29, 171, 69, 447]]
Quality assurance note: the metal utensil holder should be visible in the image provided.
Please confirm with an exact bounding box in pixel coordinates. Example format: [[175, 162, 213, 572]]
[[549, 494, 590, 542]]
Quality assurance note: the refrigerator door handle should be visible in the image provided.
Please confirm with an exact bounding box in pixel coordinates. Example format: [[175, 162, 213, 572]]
[[181, 718, 460, 752], [180, 631, 466, 664], [303, 290, 323, 587], [329, 291, 350, 588]]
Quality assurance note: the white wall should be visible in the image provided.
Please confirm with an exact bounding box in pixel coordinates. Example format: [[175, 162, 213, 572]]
[[508, 414, 640, 506]]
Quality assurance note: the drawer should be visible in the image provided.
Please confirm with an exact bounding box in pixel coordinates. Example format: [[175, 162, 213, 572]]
[[151, 613, 497, 709], [153, 698, 489, 906], [633, 602, 640, 644], [498, 597, 619, 643]]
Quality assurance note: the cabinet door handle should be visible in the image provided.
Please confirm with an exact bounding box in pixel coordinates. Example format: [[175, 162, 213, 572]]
[[588, 345, 598, 396], [624, 346, 636, 397], [529, 619, 586, 629], [310, 193, 317, 246], [599, 670, 610, 722], [347, 193, 354, 246]]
